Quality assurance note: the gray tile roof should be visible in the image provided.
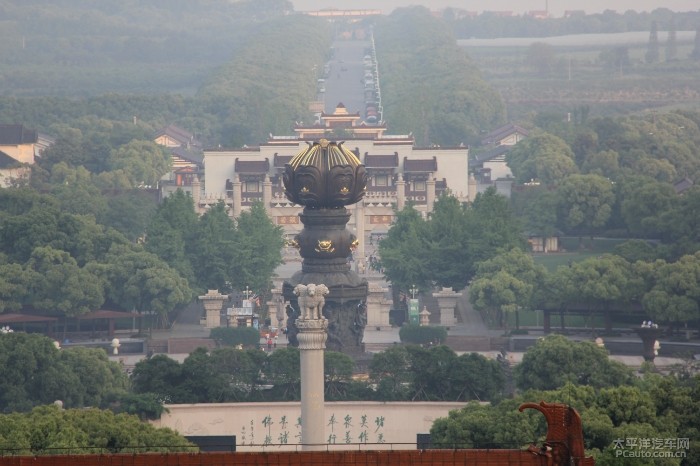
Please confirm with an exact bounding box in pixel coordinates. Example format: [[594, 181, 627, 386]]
[[0, 124, 37, 145]]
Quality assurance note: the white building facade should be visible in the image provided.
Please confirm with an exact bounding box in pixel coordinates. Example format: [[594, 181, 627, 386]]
[[190, 105, 474, 262]]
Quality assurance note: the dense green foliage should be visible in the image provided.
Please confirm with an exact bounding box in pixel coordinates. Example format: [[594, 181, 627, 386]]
[[197, 15, 332, 146], [0, 405, 193, 455], [469, 248, 547, 330], [0, 333, 128, 413], [428, 332, 700, 463], [374, 7, 505, 146], [0, 10, 331, 147], [514, 335, 634, 391], [467, 247, 700, 333], [510, 110, 700, 256], [398, 324, 447, 345], [0, 0, 292, 96], [127, 344, 504, 404], [379, 189, 526, 297], [432, 372, 700, 464], [146, 196, 284, 295], [368, 345, 504, 402], [0, 184, 282, 322], [0, 188, 191, 324]]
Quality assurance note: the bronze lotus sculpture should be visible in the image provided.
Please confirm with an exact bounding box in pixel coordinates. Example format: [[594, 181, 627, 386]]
[[283, 139, 367, 208], [281, 139, 369, 355]]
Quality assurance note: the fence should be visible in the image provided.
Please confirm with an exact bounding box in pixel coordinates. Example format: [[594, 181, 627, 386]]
[[0, 449, 565, 466]]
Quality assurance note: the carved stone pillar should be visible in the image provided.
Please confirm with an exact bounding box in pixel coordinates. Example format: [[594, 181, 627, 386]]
[[396, 174, 406, 211], [263, 175, 272, 216], [366, 283, 391, 329], [295, 284, 329, 451], [198, 289, 228, 328], [468, 173, 477, 203], [192, 176, 202, 212], [426, 174, 436, 213], [232, 175, 242, 218], [432, 287, 462, 327]]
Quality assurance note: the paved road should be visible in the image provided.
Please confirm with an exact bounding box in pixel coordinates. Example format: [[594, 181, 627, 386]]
[[323, 40, 371, 115]]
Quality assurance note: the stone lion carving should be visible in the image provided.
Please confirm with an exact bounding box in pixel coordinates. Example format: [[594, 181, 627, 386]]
[[293, 283, 330, 320]]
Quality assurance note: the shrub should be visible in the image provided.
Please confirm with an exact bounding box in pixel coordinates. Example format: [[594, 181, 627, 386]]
[[210, 326, 261, 348], [399, 324, 447, 345]]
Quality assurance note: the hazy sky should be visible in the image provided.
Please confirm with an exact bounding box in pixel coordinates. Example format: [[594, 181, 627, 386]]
[[292, 0, 699, 17]]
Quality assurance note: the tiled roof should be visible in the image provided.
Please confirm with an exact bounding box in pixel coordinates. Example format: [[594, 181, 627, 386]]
[[364, 153, 398, 168], [404, 157, 437, 172], [480, 123, 529, 146], [156, 124, 197, 146], [0, 124, 37, 145], [170, 146, 203, 164], [474, 145, 512, 163], [235, 159, 270, 173], [0, 313, 57, 324], [674, 177, 694, 194]]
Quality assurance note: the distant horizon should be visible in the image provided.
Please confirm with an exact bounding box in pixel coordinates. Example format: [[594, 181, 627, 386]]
[[291, 0, 700, 17]]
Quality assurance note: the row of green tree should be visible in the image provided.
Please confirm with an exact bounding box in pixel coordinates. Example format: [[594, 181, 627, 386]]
[[3, 332, 698, 462], [378, 189, 525, 295], [0, 6, 518, 151], [379, 191, 700, 332], [0, 0, 292, 96], [129, 344, 503, 404], [7, 329, 631, 414], [524, 23, 700, 79], [446, 8, 700, 40], [0, 332, 505, 415], [508, 110, 700, 255], [0, 184, 283, 323], [0, 405, 193, 456], [0, 14, 332, 147]]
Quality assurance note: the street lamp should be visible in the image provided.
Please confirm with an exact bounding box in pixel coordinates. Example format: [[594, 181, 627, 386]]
[[409, 284, 418, 299]]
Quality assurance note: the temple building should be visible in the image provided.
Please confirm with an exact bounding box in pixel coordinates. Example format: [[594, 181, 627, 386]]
[[172, 104, 474, 260]]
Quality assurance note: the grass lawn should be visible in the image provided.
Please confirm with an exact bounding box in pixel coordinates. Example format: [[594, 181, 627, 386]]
[[504, 309, 643, 333], [532, 237, 628, 272], [532, 251, 599, 272]]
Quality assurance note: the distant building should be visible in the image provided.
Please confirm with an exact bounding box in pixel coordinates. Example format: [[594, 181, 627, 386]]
[[188, 103, 473, 262], [527, 10, 549, 19], [471, 123, 529, 196], [0, 124, 38, 187], [154, 125, 204, 199], [673, 177, 694, 195], [484, 11, 514, 17], [304, 9, 381, 19], [480, 123, 529, 147], [154, 124, 201, 149], [473, 145, 513, 182]]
